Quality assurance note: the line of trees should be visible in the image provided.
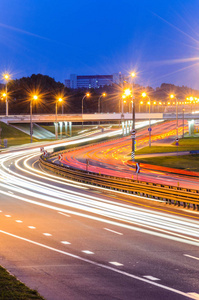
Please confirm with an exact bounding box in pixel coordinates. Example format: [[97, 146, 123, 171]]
[[0, 74, 199, 115]]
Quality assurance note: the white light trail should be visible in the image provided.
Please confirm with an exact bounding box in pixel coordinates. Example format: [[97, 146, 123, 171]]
[[0, 128, 199, 249]]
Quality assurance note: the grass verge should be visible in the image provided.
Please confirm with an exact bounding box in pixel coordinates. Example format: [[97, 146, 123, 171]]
[[136, 137, 199, 155], [0, 265, 45, 299], [136, 154, 199, 172]]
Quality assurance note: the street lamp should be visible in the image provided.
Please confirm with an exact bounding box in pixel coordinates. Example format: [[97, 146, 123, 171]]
[[98, 93, 106, 114], [142, 92, 151, 147], [170, 94, 178, 140], [82, 93, 90, 129], [3, 73, 11, 116], [139, 101, 143, 113], [55, 98, 63, 139], [130, 72, 137, 161], [30, 95, 38, 143]]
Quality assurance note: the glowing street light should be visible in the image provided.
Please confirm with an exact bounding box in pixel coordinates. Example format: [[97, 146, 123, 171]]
[[131, 72, 136, 78], [3, 73, 11, 116], [30, 95, 38, 143], [82, 93, 90, 129], [124, 88, 132, 97]]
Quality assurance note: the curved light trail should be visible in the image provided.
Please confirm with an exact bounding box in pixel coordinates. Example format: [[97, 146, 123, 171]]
[[0, 124, 199, 299]]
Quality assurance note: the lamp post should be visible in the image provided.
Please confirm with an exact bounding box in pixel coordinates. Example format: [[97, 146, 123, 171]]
[[98, 93, 106, 114], [3, 74, 10, 116], [55, 98, 63, 139], [122, 94, 126, 115], [130, 72, 136, 161], [139, 101, 143, 113], [182, 108, 185, 138], [170, 94, 178, 140], [98, 93, 106, 126], [82, 93, 90, 129], [142, 92, 151, 147], [30, 95, 38, 143]]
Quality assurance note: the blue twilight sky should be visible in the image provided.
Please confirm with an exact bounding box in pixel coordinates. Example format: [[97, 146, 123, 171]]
[[1, 0, 199, 88]]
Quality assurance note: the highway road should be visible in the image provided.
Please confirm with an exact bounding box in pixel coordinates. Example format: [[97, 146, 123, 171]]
[[0, 129, 199, 299], [58, 121, 199, 190]]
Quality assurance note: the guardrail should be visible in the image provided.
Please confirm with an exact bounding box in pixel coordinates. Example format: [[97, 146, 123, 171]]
[[40, 155, 199, 211]]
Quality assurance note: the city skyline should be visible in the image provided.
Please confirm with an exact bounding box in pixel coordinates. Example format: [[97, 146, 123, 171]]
[[1, 0, 199, 89]]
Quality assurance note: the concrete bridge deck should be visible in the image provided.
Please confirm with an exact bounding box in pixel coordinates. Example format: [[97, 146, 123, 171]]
[[0, 112, 197, 124]]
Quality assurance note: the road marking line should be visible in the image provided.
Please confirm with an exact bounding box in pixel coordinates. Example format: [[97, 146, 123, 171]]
[[1, 189, 199, 248], [143, 275, 160, 281], [5, 215, 11, 217], [43, 233, 52, 236], [15, 220, 23, 223], [184, 254, 199, 261], [109, 262, 123, 266], [8, 191, 14, 194], [82, 250, 94, 254], [104, 228, 123, 235], [0, 226, 195, 297], [61, 241, 71, 245], [58, 212, 70, 217], [28, 226, 36, 229]]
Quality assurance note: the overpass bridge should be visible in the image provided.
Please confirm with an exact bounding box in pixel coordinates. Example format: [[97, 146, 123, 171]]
[[0, 112, 197, 138], [0, 112, 198, 124]]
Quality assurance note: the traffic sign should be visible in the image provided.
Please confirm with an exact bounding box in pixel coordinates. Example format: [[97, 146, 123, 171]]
[[40, 147, 44, 152], [175, 138, 179, 142], [176, 142, 179, 146], [131, 134, 135, 139], [131, 129, 136, 135], [135, 162, 140, 173], [148, 127, 152, 132], [43, 150, 48, 157], [58, 154, 63, 161]]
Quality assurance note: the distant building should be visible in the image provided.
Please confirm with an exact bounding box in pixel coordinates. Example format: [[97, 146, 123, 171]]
[[65, 73, 125, 89]]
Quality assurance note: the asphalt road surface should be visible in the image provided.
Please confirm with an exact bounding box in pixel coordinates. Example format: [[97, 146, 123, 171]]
[[0, 129, 199, 300]]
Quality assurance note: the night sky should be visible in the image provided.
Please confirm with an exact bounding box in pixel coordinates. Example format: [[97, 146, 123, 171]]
[[1, 0, 199, 88]]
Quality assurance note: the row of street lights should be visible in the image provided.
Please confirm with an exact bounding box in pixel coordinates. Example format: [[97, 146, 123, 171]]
[[121, 85, 184, 160], [0, 72, 187, 157]]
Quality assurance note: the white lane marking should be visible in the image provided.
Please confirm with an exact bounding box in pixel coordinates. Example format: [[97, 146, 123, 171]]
[[187, 293, 199, 299], [58, 212, 70, 217], [184, 254, 199, 261], [143, 276, 160, 281], [15, 220, 23, 223], [5, 215, 11, 218], [109, 262, 123, 266], [1, 189, 199, 248], [82, 250, 94, 254], [104, 228, 123, 235], [0, 230, 195, 298], [28, 226, 36, 229], [8, 191, 14, 194], [61, 241, 71, 245], [43, 233, 52, 236]]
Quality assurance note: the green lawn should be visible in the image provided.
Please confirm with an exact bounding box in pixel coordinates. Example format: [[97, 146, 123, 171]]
[[136, 154, 199, 171], [0, 122, 39, 147], [136, 137, 199, 154], [0, 265, 45, 299]]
